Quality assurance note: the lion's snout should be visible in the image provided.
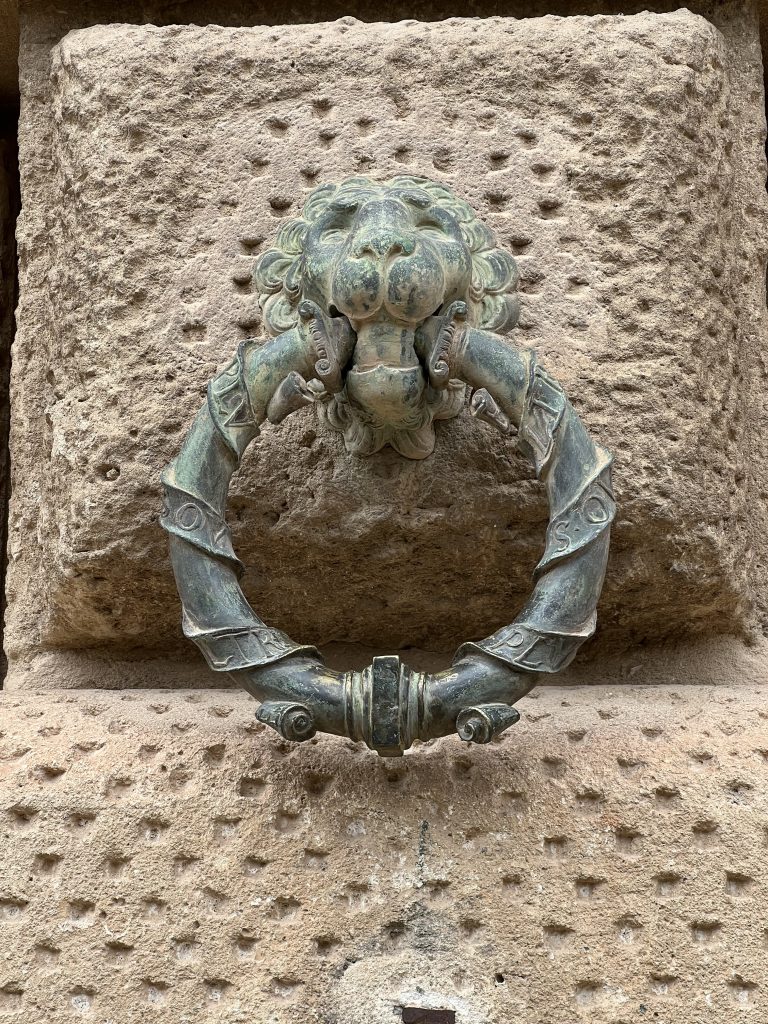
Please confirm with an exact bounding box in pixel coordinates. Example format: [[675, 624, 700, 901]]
[[326, 198, 447, 326], [331, 246, 447, 325], [351, 227, 416, 260]]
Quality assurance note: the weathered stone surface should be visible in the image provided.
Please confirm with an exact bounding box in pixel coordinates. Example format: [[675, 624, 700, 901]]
[[8, 11, 768, 686], [0, 137, 17, 680], [1, 684, 767, 1021]]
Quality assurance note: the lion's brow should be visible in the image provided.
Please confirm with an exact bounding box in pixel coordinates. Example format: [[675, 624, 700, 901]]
[[394, 189, 432, 209], [329, 196, 361, 213]]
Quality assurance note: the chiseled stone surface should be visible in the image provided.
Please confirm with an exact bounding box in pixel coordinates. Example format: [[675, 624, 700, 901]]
[[8, 11, 768, 686], [0, 137, 16, 679], [0, 684, 766, 1022]]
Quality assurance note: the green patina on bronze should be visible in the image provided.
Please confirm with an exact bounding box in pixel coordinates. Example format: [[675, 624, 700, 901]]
[[161, 175, 614, 756]]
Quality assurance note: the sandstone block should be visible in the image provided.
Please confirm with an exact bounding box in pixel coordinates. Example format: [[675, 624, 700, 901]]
[[0, 137, 17, 679], [7, 13, 768, 686], [0, 684, 767, 1021]]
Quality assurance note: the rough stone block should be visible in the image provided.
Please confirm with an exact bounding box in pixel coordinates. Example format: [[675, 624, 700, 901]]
[[1, 684, 767, 1021], [7, 13, 768, 687]]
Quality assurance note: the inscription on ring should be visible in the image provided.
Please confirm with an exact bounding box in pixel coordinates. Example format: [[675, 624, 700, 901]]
[[175, 502, 204, 531]]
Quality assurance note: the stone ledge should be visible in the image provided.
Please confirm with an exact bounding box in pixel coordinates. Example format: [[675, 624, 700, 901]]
[[6, 633, 768, 690], [1, 684, 767, 1022]]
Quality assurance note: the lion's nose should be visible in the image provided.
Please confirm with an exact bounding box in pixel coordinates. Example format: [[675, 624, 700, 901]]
[[353, 233, 415, 259]]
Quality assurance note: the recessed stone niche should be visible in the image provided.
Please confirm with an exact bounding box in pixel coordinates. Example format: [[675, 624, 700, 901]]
[[7, 12, 768, 687]]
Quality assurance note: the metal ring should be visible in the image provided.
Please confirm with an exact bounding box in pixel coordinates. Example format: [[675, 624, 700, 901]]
[[161, 179, 614, 756]]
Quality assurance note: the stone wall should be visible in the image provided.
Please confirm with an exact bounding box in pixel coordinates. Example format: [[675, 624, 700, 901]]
[[6, 5, 768, 689], [2, 2, 768, 1022]]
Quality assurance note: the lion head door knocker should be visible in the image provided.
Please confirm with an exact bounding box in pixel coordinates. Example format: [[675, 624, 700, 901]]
[[161, 175, 614, 756]]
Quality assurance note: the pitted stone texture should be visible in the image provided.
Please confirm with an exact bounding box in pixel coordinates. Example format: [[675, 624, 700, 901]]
[[8, 13, 768, 684], [1, 685, 767, 1022]]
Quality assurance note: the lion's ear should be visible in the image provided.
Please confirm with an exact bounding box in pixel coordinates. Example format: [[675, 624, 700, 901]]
[[302, 182, 338, 221], [261, 289, 302, 336], [254, 249, 294, 296], [461, 218, 495, 253], [275, 218, 309, 254], [478, 292, 520, 333], [474, 249, 518, 295], [254, 249, 303, 336], [253, 218, 309, 336], [470, 246, 520, 333]]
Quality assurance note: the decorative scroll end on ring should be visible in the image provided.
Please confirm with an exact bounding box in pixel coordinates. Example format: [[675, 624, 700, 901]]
[[256, 701, 316, 742], [456, 704, 520, 744], [470, 388, 513, 435], [266, 370, 315, 424]]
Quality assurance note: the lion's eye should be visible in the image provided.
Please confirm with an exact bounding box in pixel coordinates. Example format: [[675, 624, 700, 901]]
[[321, 228, 346, 242]]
